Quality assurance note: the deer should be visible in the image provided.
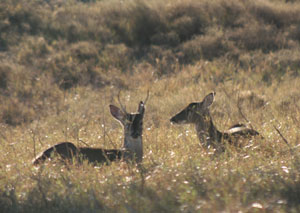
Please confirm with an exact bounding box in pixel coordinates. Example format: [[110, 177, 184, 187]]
[[33, 92, 149, 165], [170, 92, 260, 153]]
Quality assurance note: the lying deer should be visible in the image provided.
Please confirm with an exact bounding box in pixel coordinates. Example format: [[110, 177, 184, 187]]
[[170, 92, 260, 152], [33, 92, 148, 165]]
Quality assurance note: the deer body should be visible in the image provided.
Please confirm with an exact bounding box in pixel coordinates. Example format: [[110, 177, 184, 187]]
[[33, 142, 124, 165], [170, 92, 259, 152], [33, 99, 146, 165], [123, 136, 143, 163]]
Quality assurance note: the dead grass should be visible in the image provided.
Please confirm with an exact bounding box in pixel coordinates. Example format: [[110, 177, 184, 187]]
[[0, 63, 299, 212]]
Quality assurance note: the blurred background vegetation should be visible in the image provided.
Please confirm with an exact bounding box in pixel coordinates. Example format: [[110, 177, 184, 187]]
[[1, 0, 300, 126]]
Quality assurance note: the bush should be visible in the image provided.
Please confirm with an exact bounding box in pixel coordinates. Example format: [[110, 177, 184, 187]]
[[167, 2, 208, 42], [179, 33, 228, 63]]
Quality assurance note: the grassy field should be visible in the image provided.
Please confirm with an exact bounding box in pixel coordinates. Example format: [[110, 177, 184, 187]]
[[1, 0, 300, 212]]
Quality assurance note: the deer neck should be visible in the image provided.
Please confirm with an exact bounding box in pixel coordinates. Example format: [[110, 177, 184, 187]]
[[123, 133, 143, 163], [195, 115, 223, 149]]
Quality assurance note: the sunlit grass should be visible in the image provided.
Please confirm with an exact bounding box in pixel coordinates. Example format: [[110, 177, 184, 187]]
[[1, 62, 300, 211]]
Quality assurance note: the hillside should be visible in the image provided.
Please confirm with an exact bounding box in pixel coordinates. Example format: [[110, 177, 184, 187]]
[[0, 0, 300, 212]]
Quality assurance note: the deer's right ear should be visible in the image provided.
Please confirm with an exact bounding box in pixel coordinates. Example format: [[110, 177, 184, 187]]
[[202, 92, 215, 108], [137, 101, 145, 114], [109, 105, 125, 121]]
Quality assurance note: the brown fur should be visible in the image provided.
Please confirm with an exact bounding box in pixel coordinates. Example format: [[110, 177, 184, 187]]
[[170, 92, 260, 152], [33, 101, 145, 165]]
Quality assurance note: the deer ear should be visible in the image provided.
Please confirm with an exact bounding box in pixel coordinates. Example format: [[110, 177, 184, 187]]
[[109, 105, 125, 121], [137, 101, 145, 114], [202, 92, 215, 108]]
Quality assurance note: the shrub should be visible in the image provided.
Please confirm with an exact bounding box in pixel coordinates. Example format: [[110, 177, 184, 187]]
[[167, 2, 208, 42], [179, 33, 228, 63], [228, 22, 287, 52], [126, 2, 167, 47], [0, 99, 35, 126]]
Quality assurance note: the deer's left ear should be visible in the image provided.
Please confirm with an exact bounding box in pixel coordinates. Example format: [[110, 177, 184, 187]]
[[109, 105, 125, 121], [137, 101, 145, 114], [202, 92, 215, 108]]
